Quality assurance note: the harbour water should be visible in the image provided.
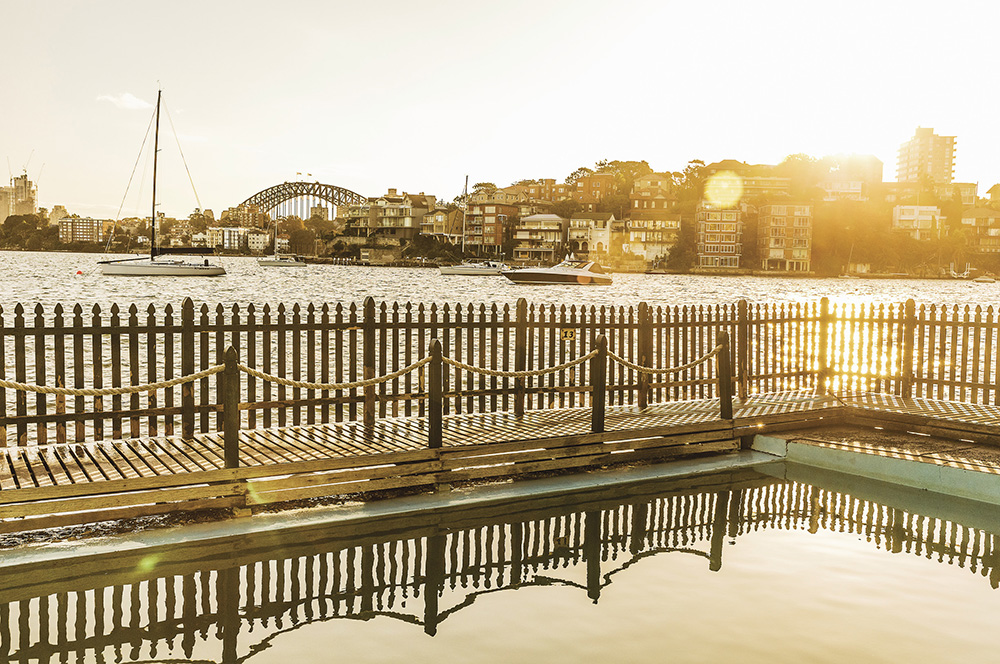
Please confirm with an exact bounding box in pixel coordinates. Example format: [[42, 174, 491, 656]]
[[0, 251, 994, 310]]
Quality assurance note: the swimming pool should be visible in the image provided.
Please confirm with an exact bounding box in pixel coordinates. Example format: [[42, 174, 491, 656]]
[[2, 461, 998, 663]]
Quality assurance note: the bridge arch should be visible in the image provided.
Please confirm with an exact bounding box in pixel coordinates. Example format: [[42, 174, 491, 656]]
[[241, 181, 366, 217]]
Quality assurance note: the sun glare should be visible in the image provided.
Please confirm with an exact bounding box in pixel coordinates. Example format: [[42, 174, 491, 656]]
[[704, 170, 743, 208]]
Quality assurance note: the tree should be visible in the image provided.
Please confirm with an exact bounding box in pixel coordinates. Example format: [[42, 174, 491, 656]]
[[664, 218, 697, 271], [565, 167, 593, 187], [594, 160, 653, 194], [552, 199, 581, 219], [288, 228, 315, 254], [510, 179, 538, 187], [472, 182, 497, 194]]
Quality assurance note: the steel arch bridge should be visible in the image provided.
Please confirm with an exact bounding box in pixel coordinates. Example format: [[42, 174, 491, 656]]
[[241, 181, 366, 218]]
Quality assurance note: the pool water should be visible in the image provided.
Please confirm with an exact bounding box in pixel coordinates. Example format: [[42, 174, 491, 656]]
[[3, 462, 999, 663]]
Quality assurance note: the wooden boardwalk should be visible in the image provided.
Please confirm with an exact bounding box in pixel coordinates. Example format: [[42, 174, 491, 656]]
[[1, 389, 998, 535], [0, 391, 841, 492]]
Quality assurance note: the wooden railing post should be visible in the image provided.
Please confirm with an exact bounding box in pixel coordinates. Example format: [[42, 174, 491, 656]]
[[428, 339, 443, 449], [591, 334, 607, 433], [514, 298, 527, 418], [901, 298, 916, 398], [737, 299, 749, 401], [717, 330, 733, 420], [181, 297, 195, 440], [363, 296, 376, 428], [818, 297, 830, 395], [637, 302, 651, 409], [222, 345, 240, 469]]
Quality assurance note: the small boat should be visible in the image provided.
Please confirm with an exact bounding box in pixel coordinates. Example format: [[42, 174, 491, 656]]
[[973, 275, 996, 283], [259, 254, 307, 267], [100, 89, 225, 277], [502, 257, 613, 285], [439, 260, 508, 276]]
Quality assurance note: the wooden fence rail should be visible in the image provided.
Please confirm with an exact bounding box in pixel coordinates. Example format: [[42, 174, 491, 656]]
[[1, 296, 997, 447]]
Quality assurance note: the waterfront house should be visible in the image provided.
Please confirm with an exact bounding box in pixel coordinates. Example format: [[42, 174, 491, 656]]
[[568, 212, 614, 258], [892, 205, 943, 241], [960, 208, 1000, 253], [513, 213, 568, 264]]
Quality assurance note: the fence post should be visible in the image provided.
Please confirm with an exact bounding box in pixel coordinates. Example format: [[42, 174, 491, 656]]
[[591, 334, 607, 433], [363, 296, 376, 428], [818, 297, 830, 395], [717, 330, 733, 420], [222, 345, 240, 469], [901, 298, 916, 398], [428, 339, 442, 449], [737, 299, 749, 401], [514, 298, 527, 418], [638, 302, 651, 409], [181, 297, 195, 440]]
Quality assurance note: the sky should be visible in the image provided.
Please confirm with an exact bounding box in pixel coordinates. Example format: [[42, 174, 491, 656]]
[[3, 0, 999, 219]]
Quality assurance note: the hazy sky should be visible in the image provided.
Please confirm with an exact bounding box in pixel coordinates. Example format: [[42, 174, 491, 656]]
[[3, 0, 998, 219]]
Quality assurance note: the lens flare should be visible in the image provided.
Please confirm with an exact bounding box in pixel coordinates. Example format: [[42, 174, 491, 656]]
[[705, 171, 743, 208]]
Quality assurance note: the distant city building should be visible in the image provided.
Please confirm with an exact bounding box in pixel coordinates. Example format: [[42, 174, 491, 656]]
[[58, 217, 104, 244], [512, 213, 568, 264], [0, 174, 37, 223], [696, 201, 742, 269], [891, 205, 943, 240], [49, 205, 69, 226], [207, 226, 250, 250], [897, 127, 956, 184], [309, 205, 330, 221], [758, 204, 812, 272], [960, 208, 1000, 253], [220, 204, 268, 228], [247, 230, 269, 254]]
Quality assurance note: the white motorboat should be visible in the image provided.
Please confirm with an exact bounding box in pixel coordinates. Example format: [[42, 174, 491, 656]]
[[100, 89, 225, 277], [973, 275, 996, 283], [439, 260, 508, 275], [502, 258, 613, 285], [259, 254, 307, 267]]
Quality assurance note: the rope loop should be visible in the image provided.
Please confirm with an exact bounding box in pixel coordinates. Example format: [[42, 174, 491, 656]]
[[0, 365, 225, 396], [239, 356, 431, 390], [607, 344, 723, 376], [441, 348, 599, 378]]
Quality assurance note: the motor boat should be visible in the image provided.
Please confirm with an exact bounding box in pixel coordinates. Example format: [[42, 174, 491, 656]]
[[439, 260, 508, 276], [502, 258, 613, 285]]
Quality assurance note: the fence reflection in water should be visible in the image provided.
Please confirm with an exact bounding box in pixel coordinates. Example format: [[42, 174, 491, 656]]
[[2, 469, 999, 663]]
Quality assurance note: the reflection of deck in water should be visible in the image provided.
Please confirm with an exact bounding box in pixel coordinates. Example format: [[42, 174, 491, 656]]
[[2, 467, 999, 663]]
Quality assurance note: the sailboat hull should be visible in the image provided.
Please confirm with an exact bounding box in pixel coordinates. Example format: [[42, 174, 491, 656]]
[[101, 258, 226, 276]]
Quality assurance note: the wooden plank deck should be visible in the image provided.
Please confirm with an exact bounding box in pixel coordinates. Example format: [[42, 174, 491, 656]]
[[0, 391, 844, 492], [0, 390, 995, 535]]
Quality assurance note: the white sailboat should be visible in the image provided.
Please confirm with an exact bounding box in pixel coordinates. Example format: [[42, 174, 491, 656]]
[[100, 90, 226, 277], [258, 218, 306, 267]]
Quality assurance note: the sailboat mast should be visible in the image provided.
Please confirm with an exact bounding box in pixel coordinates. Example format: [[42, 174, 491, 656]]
[[461, 174, 468, 254], [151, 89, 161, 259]]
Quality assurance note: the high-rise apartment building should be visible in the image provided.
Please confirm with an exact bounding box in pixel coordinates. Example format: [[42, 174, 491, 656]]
[[897, 127, 955, 184]]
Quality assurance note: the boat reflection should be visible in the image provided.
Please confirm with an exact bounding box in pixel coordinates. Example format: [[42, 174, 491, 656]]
[[2, 464, 999, 663]]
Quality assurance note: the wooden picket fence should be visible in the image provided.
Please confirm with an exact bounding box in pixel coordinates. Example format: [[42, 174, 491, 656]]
[[0, 296, 996, 447]]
